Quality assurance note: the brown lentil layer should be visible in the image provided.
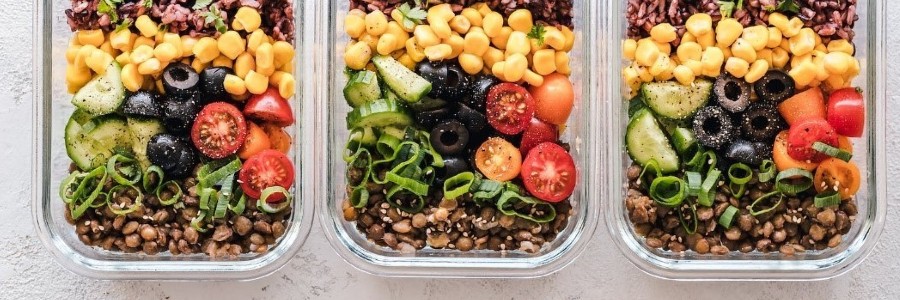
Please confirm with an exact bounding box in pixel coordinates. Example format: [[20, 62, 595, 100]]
[[64, 163, 290, 258], [343, 168, 573, 253], [349, 0, 574, 28], [65, 0, 296, 42], [625, 163, 857, 255]]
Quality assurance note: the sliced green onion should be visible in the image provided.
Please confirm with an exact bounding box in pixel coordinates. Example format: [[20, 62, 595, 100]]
[[718, 205, 739, 229], [443, 172, 476, 199], [142, 166, 164, 192], [198, 187, 216, 210], [229, 192, 247, 215], [349, 185, 370, 208], [686, 150, 717, 174], [638, 159, 662, 188], [385, 172, 429, 196], [728, 163, 753, 185], [814, 191, 842, 208], [749, 191, 784, 216], [156, 180, 183, 206], [59, 171, 84, 203], [472, 179, 504, 206], [198, 157, 242, 188], [214, 190, 230, 219], [90, 192, 108, 208], [813, 141, 852, 162], [191, 210, 208, 233], [496, 190, 556, 223], [106, 185, 143, 215], [677, 202, 698, 234], [106, 154, 141, 185], [70, 166, 107, 219], [775, 168, 814, 196], [685, 171, 702, 196], [648, 176, 687, 208], [257, 186, 292, 213], [758, 160, 776, 183], [697, 169, 721, 207], [375, 133, 402, 158], [385, 185, 426, 213], [346, 148, 373, 188]]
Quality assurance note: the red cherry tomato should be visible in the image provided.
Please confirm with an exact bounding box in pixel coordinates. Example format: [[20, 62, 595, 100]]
[[239, 150, 295, 202], [486, 83, 535, 135], [520, 142, 577, 203], [826, 87, 865, 137], [191, 102, 248, 159], [786, 119, 839, 163], [243, 87, 295, 127], [520, 118, 558, 156], [528, 73, 575, 125]]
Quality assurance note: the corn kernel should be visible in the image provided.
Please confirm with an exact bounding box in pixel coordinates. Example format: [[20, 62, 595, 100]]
[[464, 30, 491, 55], [650, 23, 677, 43], [623, 39, 638, 61], [191, 59, 209, 73], [741, 26, 769, 51], [344, 42, 372, 70], [768, 13, 789, 33], [134, 15, 158, 38], [365, 10, 388, 36], [824, 52, 850, 74], [731, 38, 757, 62], [414, 25, 440, 48], [772, 47, 790, 68], [508, 9, 533, 32], [130, 45, 154, 65], [828, 39, 854, 54], [483, 47, 504, 69], [272, 41, 295, 67], [532, 49, 557, 75], [789, 61, 817, 87], [744, 59, 769, 83], [814, 53, 830, 81], [424, 44, 453, 61], [635, 39, 660, 67], [648, 54, 672, 77], [682, 32, 696, 44], [562, 26, 576, 51], [766, 27, 782, 49], [449, 15, 472, 34], [623, 66, 640, 87], [673, 65, 694, 85], [757, 48, 773, 66], [636, 65, 653, 82], [377, 34, 399, 55], [115, 52, 131, 65], [544, 27, 566, 50], [461, 8, 483, 27], [682, 59, 702, 76], [138, 58, 162, 75], [235, 52, 256, 78], [555, 51, 571, 75], [700, 47, 724, 77], [405, 38, 426, 62], [121, 63, 143, 92], [715, 18, 743, 46], [789, 28, 816, 56], [244, 70, 269, 94], [153, 43, 178, 63], [491, 27, 513, 50], [783, 17, 804, 38], [233, 7, 262, 32], [491, 61, 507, 81], [278, 73, 296, 99], [193, 37, 220, 63], [482, 12, 504, 38], [224, 74, 247, 95], [345, 14, 367, 38], [697, 32, 715, 49], [217, 31, 245, 60], [523, 70, 543, 86], [725, 57, 750, 78], [685, 13, 712, 37], [505, 31, 531, 57], [459, 53, 484, 74], [676, 42, 702, 62], [791, 53, 812, 69], [505, 53, 528, 82]]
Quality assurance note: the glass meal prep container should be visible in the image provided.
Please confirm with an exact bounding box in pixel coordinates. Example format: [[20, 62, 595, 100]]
[[313, 0, 601, 277], [603, 0, 887, 280], [31, 0, 315, 280]]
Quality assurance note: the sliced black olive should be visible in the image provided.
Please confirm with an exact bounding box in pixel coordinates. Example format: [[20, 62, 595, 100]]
[[440, 63, 472, 101], [724, 139, 763, 166], [122, 91, 162, 118], [754, 70, 795, 103], [416, 61, 448, 99], [435, 156, 471, 182], [415, 107, 452, 130], [162, 63, 201, 99], [146, 133, 197, 178], [753, 141, 773, 158], [430, 120, 470, 155], [162, 97, 201, 134], [200, 67, 231, 102], [692, 106, 735, 149], [454, 103, 487, 133], [714, 73, 751, 113], [740, 102, 785, 142], [407, 96, 448, 112], [462, 74, 498, 112]]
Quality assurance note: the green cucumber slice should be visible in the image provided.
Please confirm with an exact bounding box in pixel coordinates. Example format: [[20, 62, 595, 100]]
[[641, 79, 712, 120], [343, 70, 382, 107], [127, 117, 165, 170], [346, 98, 413, 129], [626, 109, 680, 173], [72, 62, 125, 117], [65, 110, 132, 170], [371, 55, 431, 103]]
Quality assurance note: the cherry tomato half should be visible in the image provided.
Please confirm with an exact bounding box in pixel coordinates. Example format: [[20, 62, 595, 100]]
[[786, 119, 839, 163], [520, 142, 577, 203], [239, 150, 295, 202], [519, 118, 558, 156], [772, 131, 818, 172], [243, 87, 295, 127], [778, 87, 826, 126], [814, 157, 861, 200], [528, 73, 575, 125], [263, 123, 292, 153], [826, 87, 865, 137], [237, 122, 271, 160], [474, 137, 522, 182], [486, 83, 535, 135], [191, 102, 248, 159]]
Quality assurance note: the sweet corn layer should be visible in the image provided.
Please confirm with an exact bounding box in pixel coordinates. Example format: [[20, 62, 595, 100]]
[[343, 4, 574, 86], [65, 6, 297, 99], [622, 12, 861, 92]]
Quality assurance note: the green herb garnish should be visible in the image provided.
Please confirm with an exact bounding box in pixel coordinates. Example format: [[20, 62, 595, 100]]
[[203, 6, 228, 33], [142, 0, 153, 9], [114, 19, 132, 32], [193, 0, 213, 10], [718, 0, 744, 18], [98, 0, 123, 23], [765, 0, 800, 14], [527, 23, 546, 46], [397, 3, 427, 29]]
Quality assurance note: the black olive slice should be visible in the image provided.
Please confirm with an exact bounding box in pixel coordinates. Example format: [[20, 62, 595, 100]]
[[753, 70, 796, 103], [692, 106, 735, 149], [430, 120, 470, 155], [740, 102, 785, 142], [122, 91, 163, 118], [714, 74, 751, 113]]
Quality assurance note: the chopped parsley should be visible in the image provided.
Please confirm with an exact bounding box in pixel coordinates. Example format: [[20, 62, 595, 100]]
[[527, 23, 546, 46], [203, 6, 228, 33], [397, 3, 427, 29]]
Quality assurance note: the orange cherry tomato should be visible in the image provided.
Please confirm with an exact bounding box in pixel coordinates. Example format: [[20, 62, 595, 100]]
[[238, 122, 271, 160], [772, 131, 818, 172], [474, 137, 522, 181], [263, 123, 292, 153], [814, 157, 861, 200], [838, 135, 853, 153], [777, 87, 826, 126], [528, 73, 574, 125]]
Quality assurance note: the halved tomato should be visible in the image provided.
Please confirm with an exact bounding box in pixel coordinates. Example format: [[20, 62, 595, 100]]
[[474, 137, 522, 181], [786, 119, 839, 163], [243, 87, 294, 127], [777, 87, 826, 126], [814, 157, 861, 200], [486, 83, 535, 135], [263, 123, 292, 153], [191, 102, 248, 159], [238, 122, 271, 160], [772, 131, 818, 172], [528, 73, 575, 125], [239, 150, 295, 202], [520, 118, 558, 156], [520, 142, 576, 202]]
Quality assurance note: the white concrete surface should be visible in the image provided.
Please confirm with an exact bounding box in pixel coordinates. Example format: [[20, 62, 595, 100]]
[[1, 1, 898, 299]]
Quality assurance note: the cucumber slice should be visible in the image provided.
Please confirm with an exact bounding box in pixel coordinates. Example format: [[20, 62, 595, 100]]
[[127, 117, 165, 170], [72, 62, 125, 117], [65, 110, 132, 170], [641, 79, 712, 120], [343, 70, 382, 107], [372, 55, 431, 103], [346, 98, 413, 129], [626, 109, 680, 173]]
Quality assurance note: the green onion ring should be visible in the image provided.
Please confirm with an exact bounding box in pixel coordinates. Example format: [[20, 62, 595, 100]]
[[376, 133, 402, 158], [385, 185, 426, 213], [814, 191, 842, 208], [677, 202, 698, 235], [649, 176, 687, 208], [257, 186, 292, 213], [472, 179, 504, 206], [686, 150, 717, 174], [775, 168, 814, 196], [385, 172, 429, 196], [70, 166, 107, 219], [106, 154, 142, 185], [346, 148, 373, 188], [349, 186, 370, 208], [229, 192, 247, 215], [214, 190, 230, 219], [191, 210, 208, 233], [758, 160, 776, 183], [142, 166, 164, 192], [813, 142, 852, 162], [728, 163, 753, 185], [59, 171, 84, 203], [718, 205, 739, 229], [156, 180, 183, 206], [198, 157, 242, 188], [443, 172, 476, 199], [198, 187, 216, 210], [697, 169, 721, 207], [496, 190, 556, 223], [90, 192, 108, 208], [749, 191, 784, 216], [685, 171, 702, 196], [106, 185, 143, 216]]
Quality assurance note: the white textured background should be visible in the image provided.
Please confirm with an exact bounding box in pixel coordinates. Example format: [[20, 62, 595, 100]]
[[2, 1, 897, 299]]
